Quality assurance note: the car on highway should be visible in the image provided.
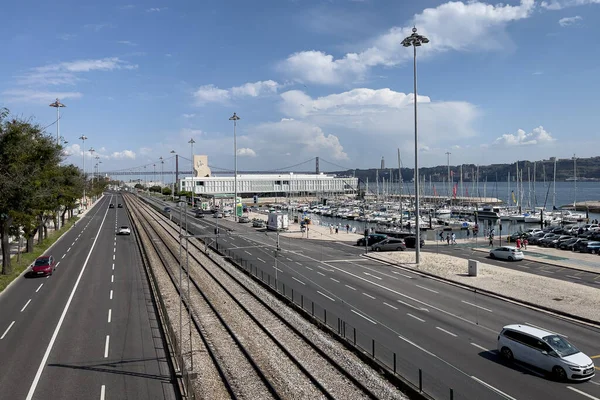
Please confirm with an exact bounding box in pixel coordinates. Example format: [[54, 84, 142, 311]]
[[117, 226, 131, 235], [252, 219, 265, 228], [109, 204, 115, 209], [238, 216, 250, 223], [489, 246, 524, 261], [213, 212, 223, 219], [163, 207, 171, 213], [371, 238, 406, 252], [356, 233, 387, 247], [31, 255, 56, 276], [117, 203, 123, 208], [498, 324, 595, 381]]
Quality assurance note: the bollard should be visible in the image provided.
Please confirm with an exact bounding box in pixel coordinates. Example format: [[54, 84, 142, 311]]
[[372, 339, 375, 357], [393, 353, 397, 373], [324, 309, 327, 324], [450, 388, 454, 400], [353, 329, 356, 345], [419, 369, 423, 392], [301, 295, 304, 309], [311, 302, 314, 316], [291, 288, 293, 302]]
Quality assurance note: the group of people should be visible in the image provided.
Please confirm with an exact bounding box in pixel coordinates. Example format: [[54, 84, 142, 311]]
[[439, 231, 457, 245], [515, 237, 528, 250], [329, 223, 355, 234]]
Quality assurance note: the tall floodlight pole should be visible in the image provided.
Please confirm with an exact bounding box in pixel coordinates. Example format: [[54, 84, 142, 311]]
[[402, 27, 429, 265], [188, 138, 196, 209], [79, 135, 87, 208], [229, 112, 240, 222], [89, 147, 95, 200], [171, 150, 177, 202], [144, 165, 147, 192], [49, 98, 66, 146], [95, 156, 100, 187], [446, 151, 451, 200], [153, 163, 156, 191]]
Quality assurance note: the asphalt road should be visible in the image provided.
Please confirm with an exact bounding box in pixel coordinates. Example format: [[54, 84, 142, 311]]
[[0, 194, 177, 400], [425, 241, 600, 288], [149, 195, 600, 400]]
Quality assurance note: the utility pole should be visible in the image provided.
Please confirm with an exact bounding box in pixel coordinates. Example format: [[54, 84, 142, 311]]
[[445, 152, 451, 200]]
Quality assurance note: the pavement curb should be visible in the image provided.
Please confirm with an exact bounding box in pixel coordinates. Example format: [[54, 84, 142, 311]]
[[364, 254, 600, 329]]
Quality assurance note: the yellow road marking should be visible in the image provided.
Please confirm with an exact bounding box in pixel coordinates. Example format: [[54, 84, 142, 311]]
[[591, 355, 600, 359]]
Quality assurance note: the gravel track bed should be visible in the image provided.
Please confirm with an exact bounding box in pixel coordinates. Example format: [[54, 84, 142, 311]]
[[128, 199, 232, 400], [138, 203, 324, 399]]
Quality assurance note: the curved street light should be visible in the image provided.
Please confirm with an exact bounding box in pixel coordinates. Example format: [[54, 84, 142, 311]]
[[229, 112, 240, 221]]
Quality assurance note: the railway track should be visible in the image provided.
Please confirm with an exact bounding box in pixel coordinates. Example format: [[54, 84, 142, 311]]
[[125, 194, 402, 400]]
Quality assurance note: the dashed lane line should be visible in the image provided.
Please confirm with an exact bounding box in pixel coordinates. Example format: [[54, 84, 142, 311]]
[[407, 313, 425, 322], [567, 386, 600, 400], [317, 272, 326, 276], [109, 290, 113, 300], [36, 284, 43, 293], [330, 278, 340, 283], [100, 385, 106, 400], [104, 335, 110, 358], [317, 291, 335, 302], [461, 300, 493, 313], [345, 285, 356, 291], [471, 376, 517, 400], [362, 292, 376, 300], [471, 343, 489, 352], [436, 327, 458, 337], [21, 299, 32, 312], [257, 258, 266, 263], [383, 302, 398, 310], [1, 321, 16, 340], [292, 277, 305, 285], [351, 309, 377, 324], [107, 309, 112, 323], [244, 250, 252, 256], [415, 284, 439, 294]]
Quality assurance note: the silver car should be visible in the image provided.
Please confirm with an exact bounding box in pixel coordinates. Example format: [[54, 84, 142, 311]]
[[489, 246, 524, 261], [371, 238, 406, 252]]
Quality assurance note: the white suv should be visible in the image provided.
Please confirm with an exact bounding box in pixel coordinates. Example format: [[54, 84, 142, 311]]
[[497, 324, 594, 381], [118, 226, 131, 235]]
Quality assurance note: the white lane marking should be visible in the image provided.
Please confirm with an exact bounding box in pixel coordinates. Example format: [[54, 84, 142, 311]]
[[462, 300, 493, 313], [351, 309, 377, 324], [567, 387, 600, 400], [257, 258, 266, 263], [292, 277, 305, 285], [36, 284, 43, 293], [317, 271, 326, 276], [317, 265, 331, 271], [317, 291, 336, 302], [397, 298, 429, 312], [363, 272, 382, 280], [383, 302, 398, 310], [61, 254, 66, 259], [471, 343, 489, 352], [330, 278, 340, 283], [1, 321, 16, 340], [566, 275, 582, 280], [67, 247, 71, 252], [525, 322, 568, 338], [436, 327, 458, 337], [244, 250, 252, 256], [113, 248, 116, 253], [286, 258, 293, 262], [273, 267, 282, 273], [25, 205, 110, 400], [104, 335, 110, 358], [471, 376, 517, 400], [55, 262, 60, 268], [395, 271, 413, 279], [407, 312, 426, 322], [111, 275, 114, 283], [112, 264, 114, 271], [21, 299, 32, 312], [363, 292, 376, 299], [109, 290, 113, 300], [112, 255, 115, 261], [415, 284, 439, 294], [589, 381, 600, 386], [72, 242, 75, 246], [345, 285, 356, 290], [107, 309, 112, 323], [305, 266, 313, 270], [295, 261, 302, 265], [100, 384, 106, 400]]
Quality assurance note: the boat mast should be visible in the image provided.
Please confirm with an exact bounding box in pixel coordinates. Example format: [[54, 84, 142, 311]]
[[507, 171, 510, 206], [552, 157, 557, 209], [460, 164, 463, 204], [397, 148, 403, 226], [527, 165, 531, 209], [533, 161, 537, 208], [573, 154, 577, 208], [515, 161, 519, 210]]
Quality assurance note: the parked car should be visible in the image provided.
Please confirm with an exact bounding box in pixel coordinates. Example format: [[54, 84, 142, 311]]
[[371, 238, 406, 252], [584, 241, 600, 254], [558, 237, 579, 250], [497, 324, 595, 381], [117, 226, 131, 235], [117, 203, 123, 208], [538, 234, 559, 247], [238, 216, 251, 223], [252, 219, 265, 228], [527, 232, 547, 245], [548, 235, 573, 248], [356, 234, 387, 247], [403, 236, 425, 248], [109, 204, 115, 209], [573, 239, 589, 252], [489, 246, 524, 261], [31, 256, 56, 276]]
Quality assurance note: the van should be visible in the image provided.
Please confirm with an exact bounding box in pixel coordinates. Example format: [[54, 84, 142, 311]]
[[371, 238, 406, 252], [497, 324, 594, 381]]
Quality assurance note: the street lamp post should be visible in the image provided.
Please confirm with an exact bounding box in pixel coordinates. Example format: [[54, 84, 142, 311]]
[[188, 138, 196, 209], [153, 163, 156, 192], [49, 98, 66, 146], [402, 27, 429, 265], [229, 112, 240, 222], [170, 150, 176, 202], [79, 135, 87, 208], [159, 156, 164, 192]]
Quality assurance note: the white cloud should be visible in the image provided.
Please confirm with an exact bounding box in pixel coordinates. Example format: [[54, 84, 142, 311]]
[[493, 126, 557, 146], [84, 23, 115, 31], [279, 0, 535, 84], [58, 33, 77, 40], [237, 148, 257, 157], [182, 113, 196, 118], [117, 40, 138, 46], [2, 89, 82, 103], [194, 80, 279, 105], [18, 57, 138, 86], [119, 4, 135, 9], [181, 128, 204, 139], [139, 147, 152, 155], [541, 0, 600, 10], [111, 150, 137, 159], [146, 7, 168, 12], [558, 15, 582, 26]]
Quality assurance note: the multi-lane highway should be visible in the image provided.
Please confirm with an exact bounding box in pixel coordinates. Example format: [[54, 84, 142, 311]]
[[0, 194, 177, 400], [149, 195, 600, 400]]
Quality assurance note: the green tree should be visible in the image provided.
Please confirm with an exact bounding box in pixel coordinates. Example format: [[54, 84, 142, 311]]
[[0, 110, 62, 275]]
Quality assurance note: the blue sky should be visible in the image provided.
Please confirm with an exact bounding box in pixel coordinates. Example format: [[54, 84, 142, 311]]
[[1, 0, 599, 176]]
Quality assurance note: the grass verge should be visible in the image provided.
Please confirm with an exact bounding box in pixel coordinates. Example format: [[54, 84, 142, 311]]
[[0, 218, 79, 293]]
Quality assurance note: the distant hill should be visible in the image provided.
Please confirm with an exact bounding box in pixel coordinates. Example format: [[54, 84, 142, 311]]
[[332, 156, 600, 183]]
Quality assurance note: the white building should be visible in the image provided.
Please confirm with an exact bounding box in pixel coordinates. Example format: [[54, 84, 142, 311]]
[[179, 155, 357, 198]]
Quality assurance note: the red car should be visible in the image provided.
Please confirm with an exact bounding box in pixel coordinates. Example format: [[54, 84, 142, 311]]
[[31, 256, 56, 276]]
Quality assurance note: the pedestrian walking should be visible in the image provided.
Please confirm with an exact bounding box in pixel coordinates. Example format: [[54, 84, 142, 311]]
[[488, 235, 493, 247], [439, 231, 444, 242], [523, 238, 528, 250], [446, 233, 451, 245], [451, 232, 457, 245], [516, 238, 521, 250], [335, 226, 339, 234], [466, 229, 470, 239]]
